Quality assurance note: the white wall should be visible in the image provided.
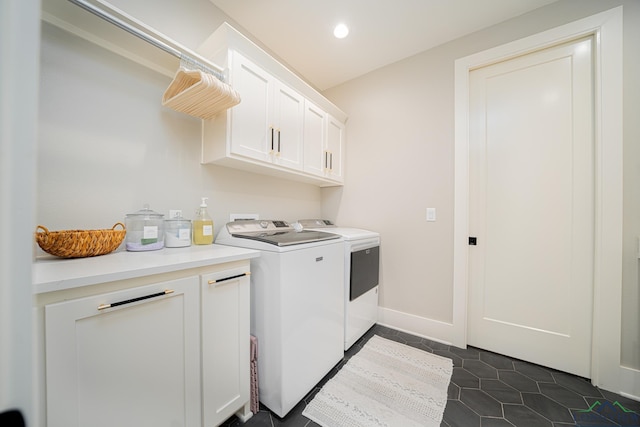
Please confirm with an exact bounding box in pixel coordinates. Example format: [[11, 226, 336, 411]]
[[323, 0, 640, 374]]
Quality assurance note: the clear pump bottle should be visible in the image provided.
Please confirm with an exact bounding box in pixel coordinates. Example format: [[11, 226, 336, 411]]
[[193, 197, 214, 245]]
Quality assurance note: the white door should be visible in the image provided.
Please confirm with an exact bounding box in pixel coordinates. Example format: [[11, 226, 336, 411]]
[[467, 37, 594, 377]]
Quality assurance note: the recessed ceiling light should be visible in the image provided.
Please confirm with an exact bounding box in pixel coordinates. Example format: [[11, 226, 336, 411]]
[[333, 23, 349, 39]]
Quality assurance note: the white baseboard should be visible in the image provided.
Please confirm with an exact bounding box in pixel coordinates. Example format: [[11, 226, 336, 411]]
[[377, 307, 640, 402], [619, 365, 640, 402], [377, 306, 456, 347]]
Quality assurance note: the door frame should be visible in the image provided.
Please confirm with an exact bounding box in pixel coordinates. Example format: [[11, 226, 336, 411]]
[[453, 7, 623, 392], [1, 0, 39, 424]]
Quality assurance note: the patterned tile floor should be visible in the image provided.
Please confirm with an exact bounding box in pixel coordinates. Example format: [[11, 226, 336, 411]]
[[222, 324, 640, 427]]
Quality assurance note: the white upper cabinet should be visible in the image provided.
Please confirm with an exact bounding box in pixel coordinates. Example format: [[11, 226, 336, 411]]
[[272, 81, 305, 170], [198, 23, 347, 187], [303, 101, 327, 177], [326, 115, 345, 181], [226, 53, 272, 163], [223, 53, 304, 171], [303, 102, 345, 183]]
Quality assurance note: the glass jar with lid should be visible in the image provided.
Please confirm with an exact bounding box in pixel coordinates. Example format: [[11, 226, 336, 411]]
[[125, 204, 165, 251], [164, 215, 192, 248]]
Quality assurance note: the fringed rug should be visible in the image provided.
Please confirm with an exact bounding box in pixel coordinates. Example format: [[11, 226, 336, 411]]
[[303, 335, 453, 427]]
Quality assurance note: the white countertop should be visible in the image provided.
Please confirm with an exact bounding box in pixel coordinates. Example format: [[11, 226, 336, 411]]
[[33, 244, 260, 294]]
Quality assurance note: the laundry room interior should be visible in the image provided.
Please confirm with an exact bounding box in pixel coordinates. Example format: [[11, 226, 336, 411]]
[[3, 0, 640, 425]]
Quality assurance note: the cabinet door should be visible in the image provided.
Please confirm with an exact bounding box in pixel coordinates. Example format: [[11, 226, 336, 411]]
[[201, 267, 250, 426], [326, 115, 345, 182], [229, 52, 272, 162], [303, 100, 327, 176], [272, 82, 304, 170], [45, 277, 201, 427]]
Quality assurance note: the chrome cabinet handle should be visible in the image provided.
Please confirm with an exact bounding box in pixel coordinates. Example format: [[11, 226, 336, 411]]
[[277, 129, 281, 154], [97, 289, 174, 310], [324, 151, 333, 171], [208, 272, 250, 285]]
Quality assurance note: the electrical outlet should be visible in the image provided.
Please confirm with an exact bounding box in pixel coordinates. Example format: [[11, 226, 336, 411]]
[[169, 209, 182, 219], [230, 213, 259, 221], [426, 208, 436, 222]]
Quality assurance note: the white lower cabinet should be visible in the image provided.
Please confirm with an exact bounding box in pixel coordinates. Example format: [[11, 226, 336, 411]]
[[44, 265, 251, 427], [201, 267, 251, 426], [45, 277, 201, 427]]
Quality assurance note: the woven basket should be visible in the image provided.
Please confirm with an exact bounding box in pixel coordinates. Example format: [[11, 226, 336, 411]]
[[36, 223, 126, 258]]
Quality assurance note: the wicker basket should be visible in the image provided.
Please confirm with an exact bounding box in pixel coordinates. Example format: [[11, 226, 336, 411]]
[[36, 223, 126, 258]]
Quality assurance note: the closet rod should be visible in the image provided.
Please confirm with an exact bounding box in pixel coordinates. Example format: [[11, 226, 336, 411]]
[[67, 0, 225, 81]]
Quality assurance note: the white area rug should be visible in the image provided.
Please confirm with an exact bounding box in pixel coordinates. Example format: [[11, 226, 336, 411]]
[[303, 335, 453, 427]]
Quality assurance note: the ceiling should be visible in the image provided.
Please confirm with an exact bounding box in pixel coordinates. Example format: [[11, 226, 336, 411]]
[[209, 0, 559, 91]]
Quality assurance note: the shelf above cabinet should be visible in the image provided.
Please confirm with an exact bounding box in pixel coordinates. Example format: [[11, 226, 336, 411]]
[[41, 0, 224, 79]]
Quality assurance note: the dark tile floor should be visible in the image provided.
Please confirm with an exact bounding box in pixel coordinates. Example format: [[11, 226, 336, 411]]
[[221, 324, 640, 427]]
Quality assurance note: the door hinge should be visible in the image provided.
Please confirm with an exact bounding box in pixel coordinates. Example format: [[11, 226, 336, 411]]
[[469, 237, 477, 246]]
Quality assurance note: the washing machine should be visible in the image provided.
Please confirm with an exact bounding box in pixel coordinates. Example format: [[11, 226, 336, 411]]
[[215, 220, 344, 417], [297, 219, 380, 350]]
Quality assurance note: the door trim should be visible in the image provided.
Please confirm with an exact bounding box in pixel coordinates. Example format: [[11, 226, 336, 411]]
[[453, 7, 623, 392]]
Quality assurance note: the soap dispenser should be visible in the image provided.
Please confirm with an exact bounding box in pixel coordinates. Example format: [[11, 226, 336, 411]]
[[193, 197, 214, 245]]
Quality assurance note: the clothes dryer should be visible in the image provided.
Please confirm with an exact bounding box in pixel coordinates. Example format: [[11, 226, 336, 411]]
[[297, 219, 380, 350]]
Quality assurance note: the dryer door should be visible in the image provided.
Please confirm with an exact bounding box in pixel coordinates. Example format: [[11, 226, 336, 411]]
[[350, 245, 379, 301]]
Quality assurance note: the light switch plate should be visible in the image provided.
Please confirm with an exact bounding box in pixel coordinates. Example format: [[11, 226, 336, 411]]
[[426, 208, 436, 222]]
